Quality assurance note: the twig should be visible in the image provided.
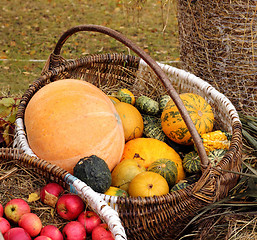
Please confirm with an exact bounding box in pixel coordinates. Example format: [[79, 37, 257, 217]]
[[0, 167, 18, 181]]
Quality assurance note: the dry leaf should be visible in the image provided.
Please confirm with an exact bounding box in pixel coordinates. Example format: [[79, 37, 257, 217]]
[[28, 192, 40, 202]]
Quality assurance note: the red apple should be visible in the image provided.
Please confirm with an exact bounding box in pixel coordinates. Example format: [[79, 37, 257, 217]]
[[91, 223, 114, 240], [4, 199, 31, 223], [0, 217, 11, 235], [62, 221, 86, 240], [56, 194, 85, 220], [0, 203, 3, 217], [34, 236, 52, 240], [40, 183, 64, 207], [18, 212, 42, 237], [4, 227, 32, 240], [40, 225, 63, 240], [78, 211, 102, 233]]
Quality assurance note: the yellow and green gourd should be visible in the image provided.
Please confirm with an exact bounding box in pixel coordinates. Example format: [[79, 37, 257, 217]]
[[104, 186, 129, 197], [161, 93, 214, 145], [147, 158, 178, 188], [116, 88, 135, 105], [182, 151, 201, 174], [183, 148, 227, 174], [207, 149, 227, 166]]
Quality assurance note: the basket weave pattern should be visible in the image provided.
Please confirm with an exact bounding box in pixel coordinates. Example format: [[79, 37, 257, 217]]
[[1, 25, 243, 239], [177, 0, 257, 116]]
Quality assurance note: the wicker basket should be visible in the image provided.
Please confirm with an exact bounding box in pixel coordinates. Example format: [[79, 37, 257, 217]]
[[1, 25, 242, 239], [177, 0, 257, 117]]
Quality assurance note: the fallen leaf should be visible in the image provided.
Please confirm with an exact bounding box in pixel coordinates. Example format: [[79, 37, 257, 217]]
[[28, 192, 41, 202]]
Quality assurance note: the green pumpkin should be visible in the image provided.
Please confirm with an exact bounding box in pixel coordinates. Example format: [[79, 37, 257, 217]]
[[159, 94, 171, 111], [208, 149, 226, 166], [135, 95, 159, 115], [73, 155, 112, 193], [142, 114, 166, 141], [147, 158, 178, 188], [182, 151, 201, 174]]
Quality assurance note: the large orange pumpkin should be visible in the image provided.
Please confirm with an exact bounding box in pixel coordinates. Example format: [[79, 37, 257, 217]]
[[121, 138, 185, 182], [24, 79, 125, 173], [161, 93, 214, 145]]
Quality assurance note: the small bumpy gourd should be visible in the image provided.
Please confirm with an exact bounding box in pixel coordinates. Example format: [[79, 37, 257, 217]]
[[73, 155, 112, 193], [142, 114, 166, 141], [135, 96, 159, 115], [200, 130, 231, 154], [159, 94, 171, 111], [24, 79, 125, 173]]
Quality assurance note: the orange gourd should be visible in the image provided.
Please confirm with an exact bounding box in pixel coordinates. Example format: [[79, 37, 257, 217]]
[[161, 93, 214, 145], [121, 138, 185, 182], [24, 79, 125, 173], [115, 102, 144, 142]]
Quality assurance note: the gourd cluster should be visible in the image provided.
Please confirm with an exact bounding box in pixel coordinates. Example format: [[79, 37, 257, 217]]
[[74, 88, 231, 197]]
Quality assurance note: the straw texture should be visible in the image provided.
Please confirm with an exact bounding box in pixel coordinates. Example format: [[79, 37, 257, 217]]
[[2, 25, 243, 239], [177, 0, 257, 117]]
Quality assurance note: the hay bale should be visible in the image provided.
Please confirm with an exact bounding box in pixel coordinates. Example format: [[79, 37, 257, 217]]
[[177, 0, 257, 116]]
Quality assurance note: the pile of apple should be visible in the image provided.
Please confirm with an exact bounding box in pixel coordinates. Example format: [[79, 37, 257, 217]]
[[0, 183, 114, 240]]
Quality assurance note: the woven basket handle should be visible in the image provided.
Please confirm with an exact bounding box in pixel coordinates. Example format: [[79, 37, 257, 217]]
[[53, 24, 209, 167]]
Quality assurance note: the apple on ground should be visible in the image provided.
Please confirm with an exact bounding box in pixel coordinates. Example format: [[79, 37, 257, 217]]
[[18, 212, 42, 237], [0, 217, 11, 235], [77, 210, 102, 233], [4, 227, 32, 240], [62, 221, 86, 240], [40, 183, 64, 207], [56, 193, 85, 221], [34, 236, 52, 240], [91, 223, 114, 240], [4, 198, 31, 223], [40, 225, 63, 240], [0, 203, 3, 217]]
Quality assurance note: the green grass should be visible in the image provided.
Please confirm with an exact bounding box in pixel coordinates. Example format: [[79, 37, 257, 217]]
[[1, 0, 179, 96]]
